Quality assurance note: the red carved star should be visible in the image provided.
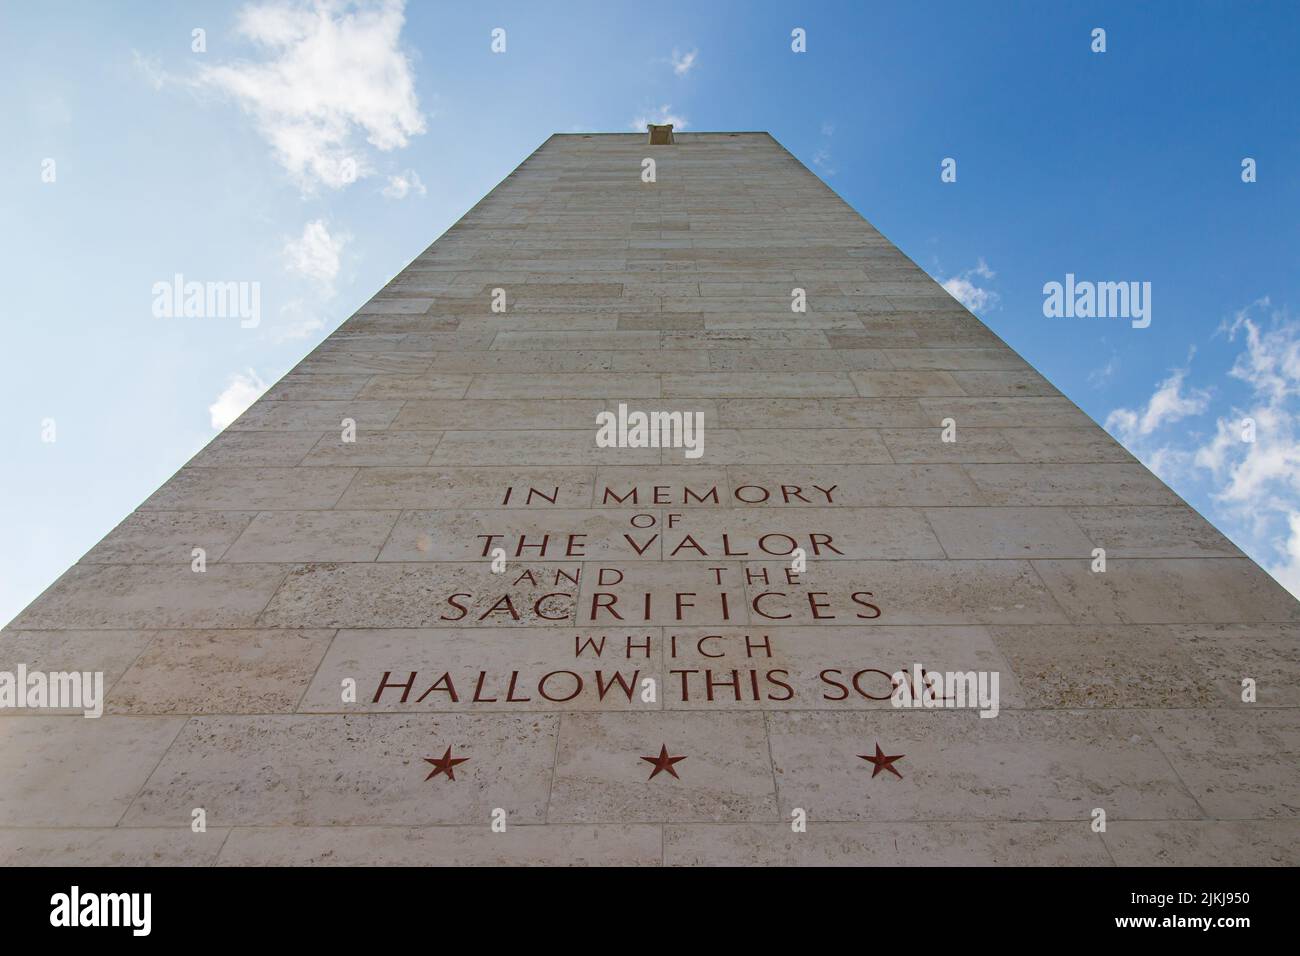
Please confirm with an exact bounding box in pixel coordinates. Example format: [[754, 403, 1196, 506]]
[[858, 743, 905, 779], [424, 745, 470, 782], [641, 744, 687, 780]]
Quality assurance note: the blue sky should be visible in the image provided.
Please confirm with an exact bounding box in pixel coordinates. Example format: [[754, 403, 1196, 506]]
[[3, 0, 1299, 624]]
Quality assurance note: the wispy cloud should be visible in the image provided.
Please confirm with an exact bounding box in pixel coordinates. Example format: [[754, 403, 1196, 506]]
[[1088, 353, 1119, 388], [209, 369, 268, 429], [1104, 299, 1300, 595], [197, 0, 425, 192], [382, 168, 426, 199], [131, 50, 167, 91], [941, 259, 999, 313], [670, 48, 698, 76], [810, 120, 837, 176], [284, 219, 350, 289], [1193, 304, 1300, 506], [269, 298, 325, 342], [1106, 366, 1211, 443], [630, 105, 687, 132]]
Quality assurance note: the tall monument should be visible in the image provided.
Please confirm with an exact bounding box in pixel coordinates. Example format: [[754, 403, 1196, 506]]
[[2, 132, 1297, 865]]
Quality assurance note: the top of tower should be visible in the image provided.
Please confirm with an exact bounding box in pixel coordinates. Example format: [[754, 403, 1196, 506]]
[[646, 123, 675, 145]]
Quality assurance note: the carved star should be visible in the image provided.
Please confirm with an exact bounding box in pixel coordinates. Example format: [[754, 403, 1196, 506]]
[[424, 745, 470, 782], [641, 744, 687, 780], [858, 743, 904, 779]]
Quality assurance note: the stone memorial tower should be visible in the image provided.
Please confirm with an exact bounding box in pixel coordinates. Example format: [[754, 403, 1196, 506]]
[[3, 132, 1297, 865]]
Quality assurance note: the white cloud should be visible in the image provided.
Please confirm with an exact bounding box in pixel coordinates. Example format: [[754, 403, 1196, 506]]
[[1202, 405, 1300, 506], [284, 219, 349, 288], [670, 48, 698, 76], [1192, 311, 1300, 509], [811, 147, 836, 176], [1105, 300, 1300, 597], [1222, 297, 1300, 404], [810, 121, 837, 176], [1105, 367, 1211, 443], [1140, 444, 1195, 483], [198, 0, 425, 191], [131, 50, 167, 91], [630, 105, 688, 132], [1270, 512, 1300, 595], [1088, 354, 1119, 388], [209, 369, 268, 429], [382, 168, 426, 199], [270, 298, 326, 342], [941, 259, 999, 313]]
